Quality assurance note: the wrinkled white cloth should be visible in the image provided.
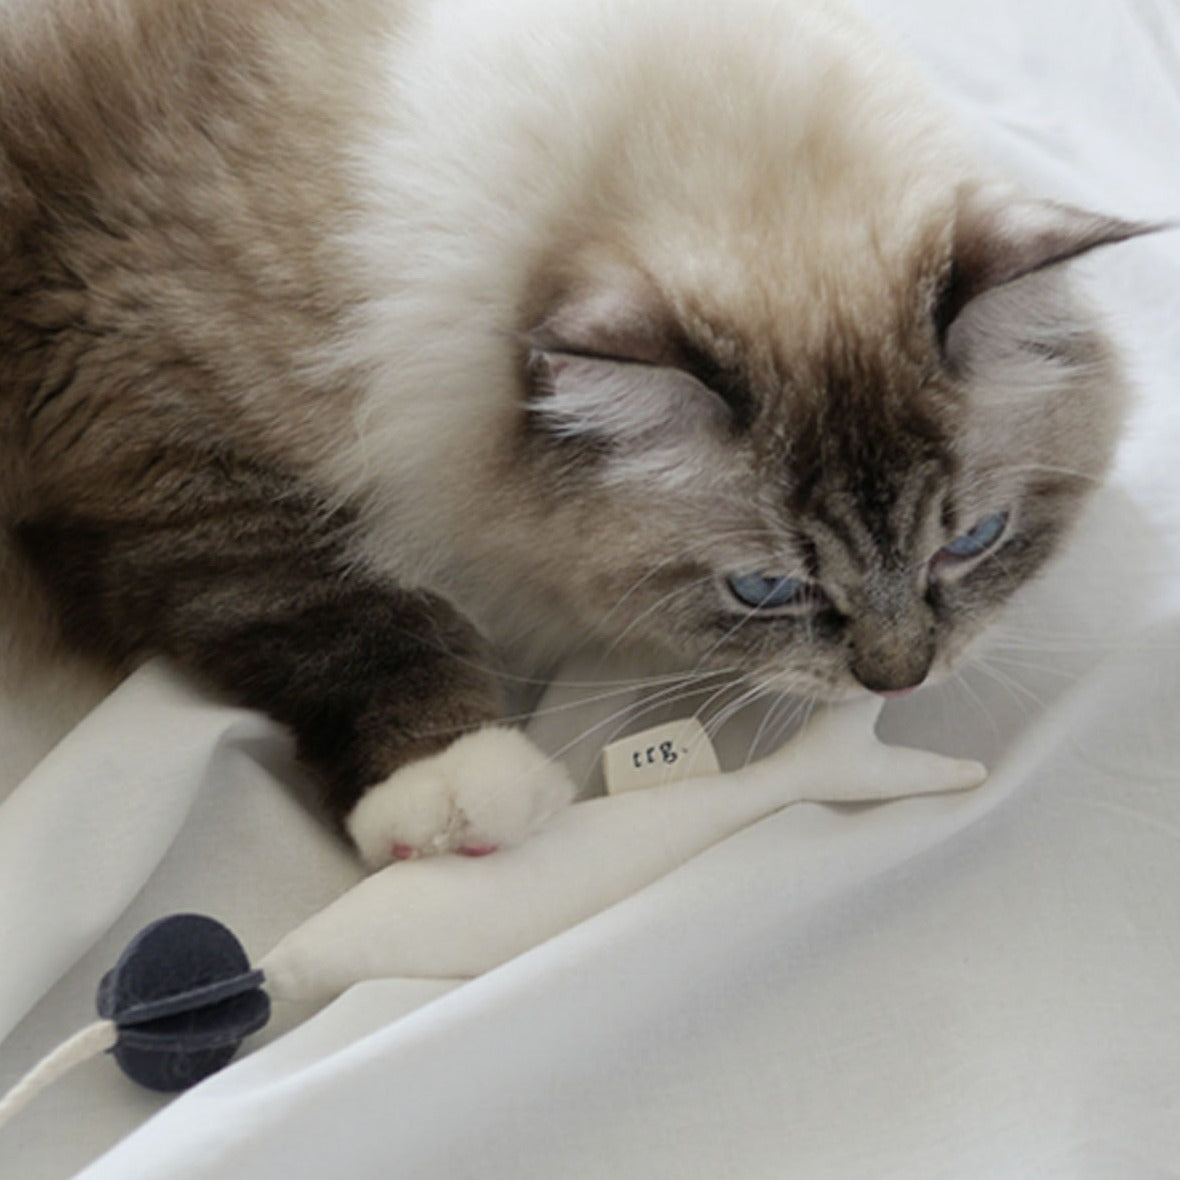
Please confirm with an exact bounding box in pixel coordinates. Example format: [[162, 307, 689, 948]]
[[2, 0, 1180, 1176]]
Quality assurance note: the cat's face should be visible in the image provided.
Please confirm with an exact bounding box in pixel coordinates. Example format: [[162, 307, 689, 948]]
[[331, 0, 1150, 703], [508, 191, 1142, 700]]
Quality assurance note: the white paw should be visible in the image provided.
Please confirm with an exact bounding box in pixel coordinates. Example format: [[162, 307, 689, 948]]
[[345, 727, 575, 870]]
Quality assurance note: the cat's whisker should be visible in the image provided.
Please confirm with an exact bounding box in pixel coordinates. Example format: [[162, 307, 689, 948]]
[[743, 686, 801, 765], [699, 684, 766, 747], [384, 666, 740, 748], [989, 615, 1180, 642], [797, 694, 821, 744], [777, 692, 820, 752], [566, 675, 754, 794], [500, 667, 742, 730], [541, 669, 745, 787], [978, 649, 1086, 680], [968, 657, 1048, 717], [691, 561, 811, 671], [575, 559, 695, 655], [983, 628, 1180, 656], [948, 667, 1004, 746], [768, 696, 815, 753], [389, 607, 731, 693], [694, 679, 761, 741], [748, 669, 823, 754], [600, 575, 718, 662], [561, 530, 780, 667]]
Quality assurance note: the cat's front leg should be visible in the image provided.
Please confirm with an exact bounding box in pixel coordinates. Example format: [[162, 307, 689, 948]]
[[176, 581, 576, 870], [19, 508, 573, 869]]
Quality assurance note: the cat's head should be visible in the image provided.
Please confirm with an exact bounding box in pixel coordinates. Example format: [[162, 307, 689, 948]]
[[507, 186, 1152, 699], [339, 0, 1158, 700]]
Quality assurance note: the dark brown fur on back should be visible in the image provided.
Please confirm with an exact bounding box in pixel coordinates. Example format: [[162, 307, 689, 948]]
[[0, 0, 505, 825]]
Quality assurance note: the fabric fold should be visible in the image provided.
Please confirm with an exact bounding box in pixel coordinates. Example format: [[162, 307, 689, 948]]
[[0, 662, 273, 1045]]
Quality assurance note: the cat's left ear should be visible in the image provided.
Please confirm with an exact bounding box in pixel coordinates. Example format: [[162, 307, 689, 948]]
[[936, 185, 1168, 350]]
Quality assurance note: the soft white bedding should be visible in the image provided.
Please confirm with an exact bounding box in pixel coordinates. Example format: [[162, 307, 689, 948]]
[[2, 0, 1179, 1176]]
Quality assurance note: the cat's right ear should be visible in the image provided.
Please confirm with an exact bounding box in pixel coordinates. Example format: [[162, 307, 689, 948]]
[[523, 348, 731, 450], [523, 279, 732, 451]]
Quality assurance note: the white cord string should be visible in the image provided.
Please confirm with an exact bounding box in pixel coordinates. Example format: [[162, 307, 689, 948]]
[[0, 1021, 119, 1132]]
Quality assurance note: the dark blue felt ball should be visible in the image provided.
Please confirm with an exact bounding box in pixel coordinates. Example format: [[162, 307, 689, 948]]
[[96, 914, 270, 1092]]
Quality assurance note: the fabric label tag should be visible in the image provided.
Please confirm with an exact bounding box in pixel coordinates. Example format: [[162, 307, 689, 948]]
[[602, 719, 722, 795]]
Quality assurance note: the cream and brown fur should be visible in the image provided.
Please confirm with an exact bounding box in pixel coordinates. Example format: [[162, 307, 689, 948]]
[[0, 0, 1150, 866]]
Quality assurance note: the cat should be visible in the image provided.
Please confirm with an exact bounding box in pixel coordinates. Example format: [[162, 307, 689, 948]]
[[0, 0, 1152, 867]]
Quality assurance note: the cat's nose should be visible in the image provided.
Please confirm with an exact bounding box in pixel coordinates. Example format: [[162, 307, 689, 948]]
[[851, 665, 929, 696], [847, 611, 935, 695]]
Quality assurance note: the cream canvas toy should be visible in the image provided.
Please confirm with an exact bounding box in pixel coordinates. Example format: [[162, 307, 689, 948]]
[[0, 694, 984, 1123]]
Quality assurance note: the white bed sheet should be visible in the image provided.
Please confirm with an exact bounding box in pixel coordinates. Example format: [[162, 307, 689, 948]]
[[2, 0, 1180, 1176]]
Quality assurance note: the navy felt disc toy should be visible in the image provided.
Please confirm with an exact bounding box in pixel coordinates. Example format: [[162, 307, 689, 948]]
[[96, 914, 270, 1092]]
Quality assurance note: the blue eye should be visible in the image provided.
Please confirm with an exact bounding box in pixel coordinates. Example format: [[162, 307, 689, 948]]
[[940, 512, 1009, 560], [726, 572, 815, 610]]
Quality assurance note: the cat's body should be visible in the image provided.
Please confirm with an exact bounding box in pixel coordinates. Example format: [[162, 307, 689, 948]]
[[0, 0, 1145, 865]]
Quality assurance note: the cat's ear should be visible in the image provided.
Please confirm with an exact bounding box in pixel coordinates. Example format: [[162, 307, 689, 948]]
[[524, 280, 730, 449], [936, 186, 1165, 353], [527, 273, 684, 369], [525, 350, 730, 448]]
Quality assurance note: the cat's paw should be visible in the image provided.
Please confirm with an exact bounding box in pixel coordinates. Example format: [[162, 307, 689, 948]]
[[345, 727, 575, 870]]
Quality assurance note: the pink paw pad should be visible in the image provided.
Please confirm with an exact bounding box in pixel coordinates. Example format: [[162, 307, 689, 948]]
[[390, 844, 418, 862], [459, 843, 498, 858]]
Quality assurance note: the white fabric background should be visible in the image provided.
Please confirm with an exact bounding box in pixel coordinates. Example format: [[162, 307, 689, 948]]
[[2, 0, 1179, 1176]]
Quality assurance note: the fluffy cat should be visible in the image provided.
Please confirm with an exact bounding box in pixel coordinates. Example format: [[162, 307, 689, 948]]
[[0, 0, 1150, 866]]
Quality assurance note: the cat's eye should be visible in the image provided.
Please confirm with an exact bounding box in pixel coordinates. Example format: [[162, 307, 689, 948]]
[[726, 572, 820, 612], [938, 512, 1009, 562]]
